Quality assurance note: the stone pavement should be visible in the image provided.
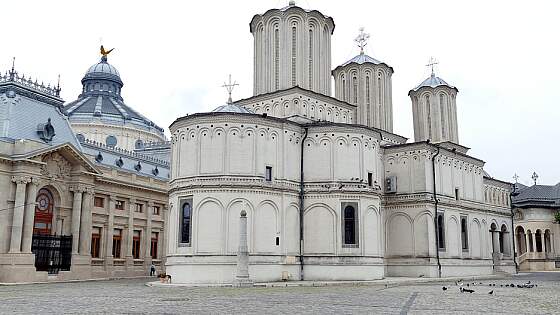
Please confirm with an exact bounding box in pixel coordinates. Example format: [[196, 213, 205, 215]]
[[0, 272, 558, 314]]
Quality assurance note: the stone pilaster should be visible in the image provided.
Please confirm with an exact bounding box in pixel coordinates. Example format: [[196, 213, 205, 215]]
[[21, 179, 39, 253], [79, 188, 93, 255], [9, 176, 31, 253], [70, 186, 84, 255], [144, 201, 153, 264], [104, 196, 116, 268], [125, 198, 135, 268]]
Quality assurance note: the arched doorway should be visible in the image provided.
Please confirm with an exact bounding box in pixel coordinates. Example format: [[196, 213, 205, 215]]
[[34, 188, 54, 235], [31, 187, 71, 274]]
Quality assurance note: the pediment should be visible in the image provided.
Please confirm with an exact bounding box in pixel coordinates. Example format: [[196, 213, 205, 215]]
[[18, 143, 101, 176]]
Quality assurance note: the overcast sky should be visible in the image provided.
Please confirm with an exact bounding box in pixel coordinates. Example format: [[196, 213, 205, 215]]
[[2, 0, 559, 185]]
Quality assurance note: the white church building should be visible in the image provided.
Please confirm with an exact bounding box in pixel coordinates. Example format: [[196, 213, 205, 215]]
[[166, 1, 515, 284]]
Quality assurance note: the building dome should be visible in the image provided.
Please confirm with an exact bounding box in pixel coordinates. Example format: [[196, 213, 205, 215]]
[[64, 54, 166, 151], [410, 73, 456, 93], [211, 103, 253, 114], [82, 56, 123, 86]]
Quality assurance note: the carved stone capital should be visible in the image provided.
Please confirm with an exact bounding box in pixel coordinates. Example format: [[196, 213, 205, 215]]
[[109, 195, 118, 202], [11, 175, 31, 185], [69, 184, 86, 193]]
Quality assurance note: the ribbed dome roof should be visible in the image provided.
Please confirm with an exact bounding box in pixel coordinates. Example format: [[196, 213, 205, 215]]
[[333, 52, 392, 72], [86, 60, 120, 77], [82, 56, 122, 85], [411, 73, 456, 92], [212, 103, 253, 114]]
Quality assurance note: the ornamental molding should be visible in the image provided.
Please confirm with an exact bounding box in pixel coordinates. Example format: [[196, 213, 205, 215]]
[[11, 175, 31, 184], [40, 152, 72, 180]]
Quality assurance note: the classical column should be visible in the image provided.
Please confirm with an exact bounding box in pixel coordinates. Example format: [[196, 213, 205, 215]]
[[525, 233, 531, 252], [79, 189, 93, 255], [540, 232, 546, 253], [21, 179, 39, 253], [9, 176, 30, 253], [492, 231, 500, 254], [126, 198, 135, 258], [145, 201, 153, 261], [70, 186, 84, 255], [532, 233, 537, 253], [105, 196, 116, 259], [234, 209, 252, 287]]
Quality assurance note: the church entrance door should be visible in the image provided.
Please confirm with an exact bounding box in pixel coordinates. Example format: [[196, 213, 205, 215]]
[[31, 188, 72, 274]]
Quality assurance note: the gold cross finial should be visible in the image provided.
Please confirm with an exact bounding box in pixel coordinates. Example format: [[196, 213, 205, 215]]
[[354, 27, 370, 55], [426, 57, 439, 76], [222, 74, 239, 104]]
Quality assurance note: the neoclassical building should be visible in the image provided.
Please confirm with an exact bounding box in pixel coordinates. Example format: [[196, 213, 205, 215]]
[[0, 53, 169, 283], [166, 1, 516, 284], [512, 181, 559, 271]]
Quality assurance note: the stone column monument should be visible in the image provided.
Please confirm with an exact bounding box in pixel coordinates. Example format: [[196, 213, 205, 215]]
[[234, 209, 253, 287]]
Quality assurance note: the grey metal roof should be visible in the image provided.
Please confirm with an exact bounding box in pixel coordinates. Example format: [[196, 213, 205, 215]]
[[513, 183, 560, 208], [80, 138, 169, 180], [211, 103, 253, 114], [64, 57, 165, 135], [341, 53, 383, 67], [0, 83, 82, 149], [411, 73, 456, 92], [86, 60, 120, 77]]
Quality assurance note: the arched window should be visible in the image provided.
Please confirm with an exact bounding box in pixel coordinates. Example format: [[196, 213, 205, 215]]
[[425, 95, 432, 139], [343, 204, 357, 245], [291, 26, 297, 86], [180, 200, 192, 245], [106, 135, 117, 148], [274, 27, 280, 89], [440, 94, 447, 138], [308, 29, 313, 88], [366, 75, 371, 126], [500, 224, 508, 254], [34, 188, 54, 235], [352, 75, 358, 104], [342, 75, 346, 100], [460, 216, 469, 251], [437, 213, 445, 250]]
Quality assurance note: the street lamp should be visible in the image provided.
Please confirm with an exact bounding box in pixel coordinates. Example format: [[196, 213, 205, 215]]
[[510, 174, 520, 273]]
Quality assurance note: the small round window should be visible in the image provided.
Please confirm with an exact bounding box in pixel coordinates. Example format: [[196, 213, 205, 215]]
[[76, 134, 85, 142], [106, 135, 117, 148]]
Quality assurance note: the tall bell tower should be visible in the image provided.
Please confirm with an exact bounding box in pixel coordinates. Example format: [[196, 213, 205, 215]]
[[249, 1, 335, 96]]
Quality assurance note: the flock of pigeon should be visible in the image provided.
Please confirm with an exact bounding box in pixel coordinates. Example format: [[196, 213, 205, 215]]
[[441, 280, 537, 295]]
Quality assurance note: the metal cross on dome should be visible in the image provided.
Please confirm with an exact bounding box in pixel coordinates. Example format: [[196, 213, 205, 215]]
[[222, 74, 239, 104], [354, 27, 370, 54], [426, 57, 439, 76], [513, 173, 519, 183], [531, 172, 539, 185]]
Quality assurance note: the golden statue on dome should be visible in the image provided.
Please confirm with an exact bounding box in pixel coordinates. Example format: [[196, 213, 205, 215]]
[[100, 45, 114, 57]]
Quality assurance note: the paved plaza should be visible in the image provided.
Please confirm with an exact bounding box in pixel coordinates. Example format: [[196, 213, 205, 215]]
[[1, 273, 559, 314]]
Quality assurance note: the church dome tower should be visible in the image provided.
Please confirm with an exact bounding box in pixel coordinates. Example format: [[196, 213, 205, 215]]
[[64, 49, 166, 151], [250, 1, 335, 96], [409, 59, 459, 144], [332, 28, 393, 132]]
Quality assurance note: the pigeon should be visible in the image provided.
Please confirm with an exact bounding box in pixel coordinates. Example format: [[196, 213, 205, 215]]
[[461, 288, 475, 293], [489, 290, 494, 295], [526, 281, 531, 285], [517, 284, 523, 288], [510, 284, 515, 288], [466, 283, 470, 287], [442, 286, 448, 291]]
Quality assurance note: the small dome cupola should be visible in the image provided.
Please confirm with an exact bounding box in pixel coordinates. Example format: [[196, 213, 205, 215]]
[[211, 75, 253, 114], [409, 58, 460, 144], [80, 46, 124, 99], [332, 28, 394, 132]]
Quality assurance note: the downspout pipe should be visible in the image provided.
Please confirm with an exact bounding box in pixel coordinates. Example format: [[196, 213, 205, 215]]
[[299, 127, 309, 281], [510, 184, 519, 273], [430, 141, 442, 278]]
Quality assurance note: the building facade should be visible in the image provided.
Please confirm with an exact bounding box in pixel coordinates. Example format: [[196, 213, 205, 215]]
[[166, 2, 516, 284], [512, 181, 560, 271], [0, 55, 169, 283]]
